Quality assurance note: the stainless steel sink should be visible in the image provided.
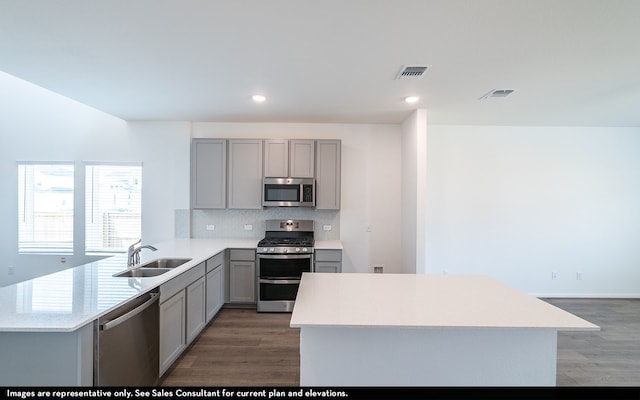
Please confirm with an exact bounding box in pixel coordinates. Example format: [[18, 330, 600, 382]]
[[139, 258, 192, 269], [113, 267, 172, 278], [113, 258, 192, 277]]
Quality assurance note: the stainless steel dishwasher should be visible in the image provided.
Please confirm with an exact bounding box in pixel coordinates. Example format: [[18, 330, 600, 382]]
[[94, 289, 160, 386]]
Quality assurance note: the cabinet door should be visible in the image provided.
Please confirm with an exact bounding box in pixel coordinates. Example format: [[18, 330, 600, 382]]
[[191, 139, 226, 209], [228, 140, 263, 209], [186, 276, 206, 345], [206, 265, 224, 322], [264, 140, 288, 177], [315, 140, 341, 210], [315, 262, 341, 273], [290, 140, 315, 178], [159, 291, 186, 375], [229, 261, 256, 303]]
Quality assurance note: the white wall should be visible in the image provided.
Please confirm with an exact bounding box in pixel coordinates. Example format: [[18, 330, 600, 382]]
[[425, 125, 640, 297], [0, 71, 190, 286], [192, 122, 403, 274], [0, 69, 403, 286], [10, 67, 637, 296]]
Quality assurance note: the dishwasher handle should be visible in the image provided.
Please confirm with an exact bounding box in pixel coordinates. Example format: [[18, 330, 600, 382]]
[[100, 292, 160, 331]]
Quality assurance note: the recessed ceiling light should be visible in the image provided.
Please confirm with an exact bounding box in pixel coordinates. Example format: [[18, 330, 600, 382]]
[[404, 96, 420, 104], [252, 95, 266, 103]]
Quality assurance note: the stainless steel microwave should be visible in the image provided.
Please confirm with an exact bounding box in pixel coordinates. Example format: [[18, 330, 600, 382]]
[[262, 178, 315, 207]]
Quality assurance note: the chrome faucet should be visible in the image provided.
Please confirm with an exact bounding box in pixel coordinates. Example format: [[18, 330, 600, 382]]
[[127, 239, 158, 267]]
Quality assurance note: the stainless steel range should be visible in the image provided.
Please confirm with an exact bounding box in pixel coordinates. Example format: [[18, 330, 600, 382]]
[[256, 219, 314, 313]]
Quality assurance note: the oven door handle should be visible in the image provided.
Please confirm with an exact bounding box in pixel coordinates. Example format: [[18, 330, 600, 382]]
[[257, 254, 313, 260], [259, 278, 301, 285]]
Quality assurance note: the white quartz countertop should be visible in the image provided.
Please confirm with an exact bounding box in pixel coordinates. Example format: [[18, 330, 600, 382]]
[[290, 273, 599, 331], [314, 240, 343, 250], [0, 238, 258, 332]]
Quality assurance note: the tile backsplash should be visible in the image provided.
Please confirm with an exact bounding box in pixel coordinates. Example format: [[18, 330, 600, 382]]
[[176, 208, 339, 240]]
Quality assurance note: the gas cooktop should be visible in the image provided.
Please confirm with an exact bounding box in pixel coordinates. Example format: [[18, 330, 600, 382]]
[[256, 237, 314, 254], [256, 219, 315, 254]]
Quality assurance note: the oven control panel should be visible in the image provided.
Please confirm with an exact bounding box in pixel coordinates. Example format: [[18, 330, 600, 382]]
[[257, 247, 312, 254]]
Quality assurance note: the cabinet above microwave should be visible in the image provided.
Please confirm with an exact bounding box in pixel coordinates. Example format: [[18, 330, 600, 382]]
[[264, 139, 315, 179]]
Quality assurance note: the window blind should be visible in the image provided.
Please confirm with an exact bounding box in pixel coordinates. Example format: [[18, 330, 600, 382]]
[[85, 164, 142, 254], [17, 163, 74, 253]]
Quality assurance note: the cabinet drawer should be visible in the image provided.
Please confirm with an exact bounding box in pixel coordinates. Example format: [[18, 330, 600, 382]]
[[206, 251, 224, 273], [229, 249, 255, 261], [160, 261, 206, 302], [315, 250, 342, 262]]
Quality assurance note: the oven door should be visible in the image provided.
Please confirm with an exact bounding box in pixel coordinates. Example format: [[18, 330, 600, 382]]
[[257, 254, 312, 312], [258, 254, 312, 279], [259, 279, 301, 301]]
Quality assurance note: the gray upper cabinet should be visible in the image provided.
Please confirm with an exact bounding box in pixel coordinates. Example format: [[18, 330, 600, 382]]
[[264, 139, 315, 178], [289, 140, 315, 178], [191, 139, 226, 209], [228, 139, 263, 209], [264, 139, 288, 177], [315, 140, 341, 210]]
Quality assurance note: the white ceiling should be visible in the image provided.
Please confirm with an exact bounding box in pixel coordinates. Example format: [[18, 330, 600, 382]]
[[1, 0, 639, 126]]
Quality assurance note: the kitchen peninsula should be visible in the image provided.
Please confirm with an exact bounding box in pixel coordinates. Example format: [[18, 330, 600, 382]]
[[290, 273, 599, 386], [0, 238, 258, 386]]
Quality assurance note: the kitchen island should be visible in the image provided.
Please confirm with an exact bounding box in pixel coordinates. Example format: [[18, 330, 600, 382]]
[[290, 273, 599, 386]]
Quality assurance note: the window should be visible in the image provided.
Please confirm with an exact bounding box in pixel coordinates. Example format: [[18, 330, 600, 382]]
[[18, 163, 74, 254], [85, 163, 142, 254]]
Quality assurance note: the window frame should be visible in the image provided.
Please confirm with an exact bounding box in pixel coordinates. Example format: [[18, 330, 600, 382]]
[[84, 161, 143, 256], [17, 161, 75, 255]]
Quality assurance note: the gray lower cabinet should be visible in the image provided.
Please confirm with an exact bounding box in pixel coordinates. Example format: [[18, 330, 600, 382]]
[[316, 140, 341, 210], [159, 261, 206, 376], [206, 252, 225, 322], [185, 276, 206, 345], [315, 249, 342, 273], [228, 249, 256, 304], [159, 289, 185, 376]]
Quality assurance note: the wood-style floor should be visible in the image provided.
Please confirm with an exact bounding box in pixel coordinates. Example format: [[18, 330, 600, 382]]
[[161, 299, 640, 387], [160, 308, 300, 387], [545, 298, 640, 386]]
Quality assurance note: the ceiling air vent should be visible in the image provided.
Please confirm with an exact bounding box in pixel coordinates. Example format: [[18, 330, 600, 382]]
[[395, 65, 429, 80], [480, 89, 517, 100]]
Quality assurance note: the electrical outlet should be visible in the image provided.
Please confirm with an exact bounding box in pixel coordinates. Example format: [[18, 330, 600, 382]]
[[323, 225, 332, 231], [373, 264, 384, 273], [206, 224, 215, 231], [576, 272, 583, 281], [244, 224, 253, 231], [7, 266, 14, 276], [551, 271, 557, 280]]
